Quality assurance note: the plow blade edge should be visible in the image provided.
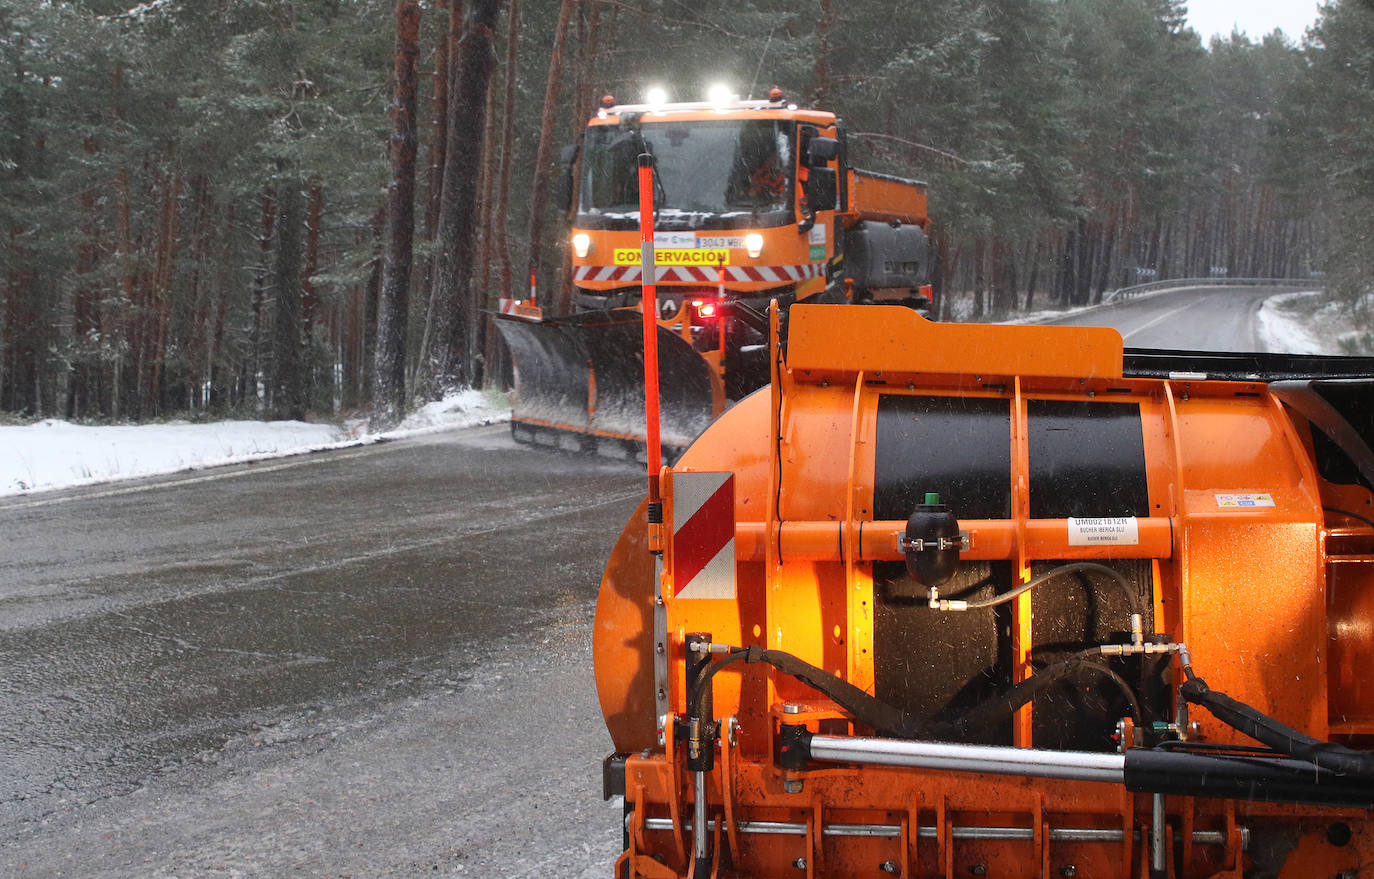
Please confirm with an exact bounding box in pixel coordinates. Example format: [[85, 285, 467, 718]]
[[495, 311, 722, 453]]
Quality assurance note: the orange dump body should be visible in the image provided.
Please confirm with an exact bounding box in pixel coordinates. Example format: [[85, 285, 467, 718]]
[[595, 304, 1374, 878]]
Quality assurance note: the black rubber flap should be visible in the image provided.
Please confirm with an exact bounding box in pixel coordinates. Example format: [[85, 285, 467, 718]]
[[873, 394, 1014, 744], [874, 394, 1012, 521], [1027, 400, 1149, 519], [874, 560, 1015, 745]]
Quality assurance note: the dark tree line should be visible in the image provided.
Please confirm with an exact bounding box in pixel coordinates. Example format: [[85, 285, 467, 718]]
[[1, 0, 1371, 422]]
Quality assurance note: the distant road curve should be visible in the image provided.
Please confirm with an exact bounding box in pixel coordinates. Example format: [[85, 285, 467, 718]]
[[1039, 284, 1318, 353]]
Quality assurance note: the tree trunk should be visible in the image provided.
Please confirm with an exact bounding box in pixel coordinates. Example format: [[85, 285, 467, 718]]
[[990, 238, 1016, 315], [571, 0, 603, 136], [972, 237, 986, 318], [424, 0, 455, 242], [411, 0, 461, 394], [251, 188, 276, 412], [363, 205, 385, 403], [71, 136, 103, 420], [183, 175, 212, 411], [1023, 238, 1041, 311], [302, 182, 324, 406], [934, 232, 954, 321], [271, 181, 306, 421], [812, 0, 833, 105], [373, 0, 422, 428], [425, 0, 501, 393], [494, 0, 519, 305], [529, 0, 575, 314], [147, 170, 182, 417], [472, 74, 501, 388]]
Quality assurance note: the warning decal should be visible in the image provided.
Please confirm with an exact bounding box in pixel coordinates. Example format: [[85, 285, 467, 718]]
[[1067, 517, 1140, 546], [1215, 493, 1275, 508], [671, 471, 736, 600]]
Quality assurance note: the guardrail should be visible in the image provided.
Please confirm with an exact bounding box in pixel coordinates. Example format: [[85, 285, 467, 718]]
[[1102, 277, 1324, 304]]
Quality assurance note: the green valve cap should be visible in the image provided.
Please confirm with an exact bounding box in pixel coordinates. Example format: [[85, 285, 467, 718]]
[[924, 492, 941, 506]]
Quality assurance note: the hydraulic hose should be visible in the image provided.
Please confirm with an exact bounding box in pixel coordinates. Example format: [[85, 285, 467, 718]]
[[690, 645, 932, 739], [1180, 667, 1374, 781], [690, 645, 1142, 743], [951, 651, 1143, 739], [958, 562, 1141, 616]]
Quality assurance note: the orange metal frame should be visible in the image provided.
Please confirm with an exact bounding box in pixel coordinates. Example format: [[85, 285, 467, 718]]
[[593, 305, 1374, 878]]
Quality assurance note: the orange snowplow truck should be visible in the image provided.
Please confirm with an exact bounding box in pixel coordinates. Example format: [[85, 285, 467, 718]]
[[595, 304, 1374, 878], [494, 88, 930, 456]]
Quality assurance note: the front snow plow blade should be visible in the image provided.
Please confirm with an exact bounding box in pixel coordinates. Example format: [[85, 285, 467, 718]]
[[495, 310, 724, 457]]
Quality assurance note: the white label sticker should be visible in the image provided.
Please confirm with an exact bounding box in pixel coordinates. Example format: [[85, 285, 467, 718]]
[[809, 224, 827, 245], [1067, 517, 1140, 546], [1215, 493, 1275, 508]]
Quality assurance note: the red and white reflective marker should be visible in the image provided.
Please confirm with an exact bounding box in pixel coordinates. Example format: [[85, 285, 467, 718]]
[[670, 472, 736, 600]]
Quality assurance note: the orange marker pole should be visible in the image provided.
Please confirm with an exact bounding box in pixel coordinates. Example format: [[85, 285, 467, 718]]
[[638, 153, 663, 533]]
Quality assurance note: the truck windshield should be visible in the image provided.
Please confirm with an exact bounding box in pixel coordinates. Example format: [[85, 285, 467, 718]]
[[579, 119, 793, 227]]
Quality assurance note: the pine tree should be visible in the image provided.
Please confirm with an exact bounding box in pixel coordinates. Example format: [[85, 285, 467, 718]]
[[373, 0, 422, 429], [1302, 0, 1374, 314], [425, 0, 502, 393]]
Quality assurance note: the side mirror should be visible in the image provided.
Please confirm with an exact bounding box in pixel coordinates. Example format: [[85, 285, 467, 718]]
[[807, 136, 839, 166], [807, 167, 838, 212]]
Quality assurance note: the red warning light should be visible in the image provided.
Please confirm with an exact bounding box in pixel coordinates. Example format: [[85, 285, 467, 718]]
[[694, 300, 718, 319]]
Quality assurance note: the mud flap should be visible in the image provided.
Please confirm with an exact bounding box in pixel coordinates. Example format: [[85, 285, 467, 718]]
[[495, 310, 721, 453]]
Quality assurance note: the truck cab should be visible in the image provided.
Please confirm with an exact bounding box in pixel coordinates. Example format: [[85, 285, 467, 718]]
[[566, 89, 932, 319]]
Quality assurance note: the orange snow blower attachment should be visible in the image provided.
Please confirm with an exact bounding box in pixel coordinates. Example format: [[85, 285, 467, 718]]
[[594, 303, 1374, 878]]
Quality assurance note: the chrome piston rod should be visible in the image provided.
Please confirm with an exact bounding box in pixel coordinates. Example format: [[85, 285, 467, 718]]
[[807, 735, 1125, 783]]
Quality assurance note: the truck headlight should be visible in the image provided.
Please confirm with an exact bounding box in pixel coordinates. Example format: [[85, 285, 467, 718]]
[[573, 233, 592, 258], [744, 233, 764, 258]]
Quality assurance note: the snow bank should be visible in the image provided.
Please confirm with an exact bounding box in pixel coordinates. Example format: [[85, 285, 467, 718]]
[[1257, 290, 1344, 355], [0, 389, 508, 497]]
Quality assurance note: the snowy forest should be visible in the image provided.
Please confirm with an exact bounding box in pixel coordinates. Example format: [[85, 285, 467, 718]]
[[2, 0, 1372, 422]]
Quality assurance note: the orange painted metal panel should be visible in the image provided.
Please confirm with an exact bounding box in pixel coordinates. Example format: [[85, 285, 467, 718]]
[[847, 169, 928, 226], [786, 306, 1124, 382]]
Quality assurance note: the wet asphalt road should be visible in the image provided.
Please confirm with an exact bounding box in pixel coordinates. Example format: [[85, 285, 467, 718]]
[[1042, 284, 1312, 350], [0, 425, 643, 877]]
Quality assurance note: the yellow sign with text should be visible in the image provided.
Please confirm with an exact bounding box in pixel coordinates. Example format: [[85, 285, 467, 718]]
[[612, 248, 731, 267]]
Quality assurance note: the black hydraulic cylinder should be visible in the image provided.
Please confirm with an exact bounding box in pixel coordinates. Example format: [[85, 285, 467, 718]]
[[1123, 749, 1374, 809], [685, 633, 715, 773]]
